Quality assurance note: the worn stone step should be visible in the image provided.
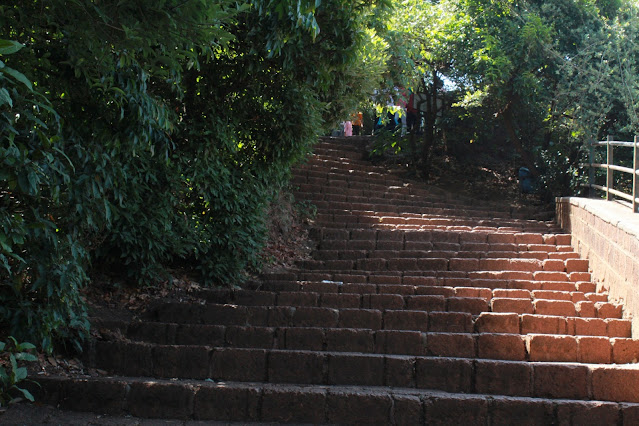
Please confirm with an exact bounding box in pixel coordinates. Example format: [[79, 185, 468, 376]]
[[309, 228, 570, 245], [313, 248, 580, 263], [89, 338, 639, 385], [99, 316, 635, 360], [32, 375, 639, 423], [196, 288, 618, 321]]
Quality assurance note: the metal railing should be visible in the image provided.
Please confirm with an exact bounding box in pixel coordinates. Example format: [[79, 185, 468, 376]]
[[585, 135, 639, 213]]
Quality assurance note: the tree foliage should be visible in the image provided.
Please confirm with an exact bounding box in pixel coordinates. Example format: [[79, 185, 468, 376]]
[[0, 0, 387, 352], [378, 0, 638, 194]]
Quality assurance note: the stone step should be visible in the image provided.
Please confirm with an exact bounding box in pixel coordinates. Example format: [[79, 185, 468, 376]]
[[195, 288, 618, 319], [100, 311, 632, 351], [259, 271, 594, 292], [311, 249, 583, 265], [32, 375, 639, 423], [90, 339, 639, 384], [309, 228, 570, 245]]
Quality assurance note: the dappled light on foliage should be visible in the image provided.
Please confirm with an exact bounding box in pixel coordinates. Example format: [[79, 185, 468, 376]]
[[2, 0, 639, 357]]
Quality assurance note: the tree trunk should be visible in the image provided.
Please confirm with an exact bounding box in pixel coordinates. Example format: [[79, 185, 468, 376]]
[[420, 69, 438, 179], [501, 102, 540, 177]]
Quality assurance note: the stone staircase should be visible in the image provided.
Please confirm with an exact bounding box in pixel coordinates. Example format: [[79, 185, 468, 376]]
[[33, 136, 639, 423]]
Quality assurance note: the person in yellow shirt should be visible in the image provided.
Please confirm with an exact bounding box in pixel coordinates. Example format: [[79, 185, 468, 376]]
[[351, 112, 363, 135]]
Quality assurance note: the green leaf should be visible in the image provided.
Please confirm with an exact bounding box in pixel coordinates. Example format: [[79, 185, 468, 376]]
[[15, 342, 36, 352], [15, 386, 35, 402], [14, 353, 37, 362], [0, 40, 23, 55], [2, 67, 33, 90], [0, 88, 12, 107]]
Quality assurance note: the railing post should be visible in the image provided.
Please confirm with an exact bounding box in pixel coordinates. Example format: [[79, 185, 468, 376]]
[[606, 135, 614, 201], [634, 135, 638, 213], [589, 139, 595, 198]]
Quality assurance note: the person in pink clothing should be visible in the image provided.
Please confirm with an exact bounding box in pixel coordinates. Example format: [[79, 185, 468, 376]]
[[344, 120, 353, 136]]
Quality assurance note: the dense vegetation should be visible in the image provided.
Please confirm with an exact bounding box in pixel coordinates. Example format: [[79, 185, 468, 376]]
[[1, 0, 639, 354], [376, 0, 639, 195], [0, 0, 388, 353]]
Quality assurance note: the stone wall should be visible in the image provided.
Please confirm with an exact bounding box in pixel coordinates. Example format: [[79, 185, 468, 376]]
[[556, 197, 639, 337]]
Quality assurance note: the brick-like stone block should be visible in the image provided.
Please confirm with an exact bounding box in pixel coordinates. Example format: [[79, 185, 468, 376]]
[[384, 310, 429, 331], [539, 281, 574, 292], [570, 271, 591, 282], [533, 289, 572, 301], [268, 350, 325, 384], [574, 318, 607, 336], [326, 328, 373, 352], [607, 319, 632, 338], [542, 259, 565, 272], [326, 390, 392, 424], [425, 395, 488, 425], [477, 333, 526, 361], [327, 354, 384, 386], [127, 381, 194, 419], [521, 314, 566, 335], [493, 289, 531, 298], [406, 295, 446, 311], [527, 334, 577, 362], [479, 258, 511, 271], [427, 333, 475, 358], [58, 378, 126, 414], [266, 306, 296, 327], [576, 300, 596, 318], [592, 367, 639, 402], [320, 293, 361, 309], [393, 395, 423, 424], [211, 348, 267, 382], [356, 258, 388, 271], [429, 312, 473, 333], [533, 271, 569, 281], [475, 312, 520, 334], [338, 308, 382, 330], [261, 387, 327, 423], [194, 385, 260, 421], [566, 258, 589, 273], [378, 283, 413, 294], [556, 401, 620, 426], [225, 325, 275, 349], [285, 327, 325, 350], [534, 300, 576, 317], [492, 298, 534, 314], [515, 233, 544, 244], [364, 294, 405, 310], [576, 281, 597, 293], [596, 303, 623, 319], [447, 297, 490, 315], [375, 330, 426, 355], [153, 345, 210, 379], [292, 307, 340, 327], [533, 363, 589, 399], [509, 258, 543, 272], [488, 233, 516, 243], [450, 258, 480, 272], [554, 234, 572, 245], [415, 358, 473, 393], [277, 291, 319, 307], [385, 356, 415, 387], [176, 324, 225, 346], [577, 336, 611, 363], [490, 398, 555, 425], [612, 338, 639, 364], [475, 360, 531, 396]]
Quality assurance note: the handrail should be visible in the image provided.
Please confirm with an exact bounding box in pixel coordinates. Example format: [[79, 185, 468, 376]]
[[584, 135, 639, 213]]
